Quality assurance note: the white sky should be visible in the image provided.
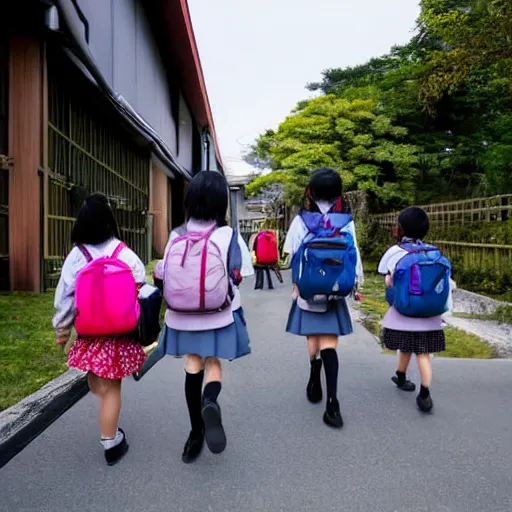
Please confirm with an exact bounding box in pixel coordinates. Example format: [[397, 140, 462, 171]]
[[188, 0, 421, 176]]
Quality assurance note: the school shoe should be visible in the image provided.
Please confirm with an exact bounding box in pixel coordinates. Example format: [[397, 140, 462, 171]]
[[417, 394, 434, 413], [182, 430, 204, 464], [323, 399, 343, 429], [104, 428, 129, 466], [391, 375, 416, 392], [306, 359, 323, 403], [202, 399, 227, 454]]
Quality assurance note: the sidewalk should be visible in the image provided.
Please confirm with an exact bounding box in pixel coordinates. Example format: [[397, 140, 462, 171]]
[[1, 274, 512, 512]]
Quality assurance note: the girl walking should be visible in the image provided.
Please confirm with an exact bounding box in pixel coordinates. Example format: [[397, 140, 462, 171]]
[[53, 193, 146, 465], [284, 168, 363, 428], [379, 206, 451, 412], [155, 171, 253, 463]]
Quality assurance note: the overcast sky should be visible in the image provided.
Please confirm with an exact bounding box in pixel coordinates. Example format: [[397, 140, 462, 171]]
[[188, 0, 421, 176]]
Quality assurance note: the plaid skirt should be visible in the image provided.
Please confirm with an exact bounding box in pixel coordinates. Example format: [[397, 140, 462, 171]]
[[382, 328, 446, 355]]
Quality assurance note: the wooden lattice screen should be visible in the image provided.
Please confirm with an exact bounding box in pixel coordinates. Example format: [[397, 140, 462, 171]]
[[43, 53, 151, 289]]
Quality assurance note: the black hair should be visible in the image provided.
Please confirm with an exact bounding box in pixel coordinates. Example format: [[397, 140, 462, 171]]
[[184, 171, 228, 226], [309, 168, 343, 202], [398, 206, 430, 240], [302, 167, 344, 213], [71, 193, 120, 245]]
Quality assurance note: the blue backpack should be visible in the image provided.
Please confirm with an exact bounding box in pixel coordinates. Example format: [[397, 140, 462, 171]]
[[292, 212, 358, 301], [386, 242, 451, 318]]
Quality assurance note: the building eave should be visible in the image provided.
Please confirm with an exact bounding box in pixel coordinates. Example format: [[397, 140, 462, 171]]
[[158, 0, 223, 172]]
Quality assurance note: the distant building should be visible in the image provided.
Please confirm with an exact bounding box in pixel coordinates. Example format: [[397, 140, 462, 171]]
[[1, 0, 222, 291], [226, 174, 268, 227]]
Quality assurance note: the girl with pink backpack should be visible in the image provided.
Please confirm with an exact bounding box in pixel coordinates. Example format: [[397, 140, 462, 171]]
[[53, 193, 146, 466], [154, 171, 253, 464]]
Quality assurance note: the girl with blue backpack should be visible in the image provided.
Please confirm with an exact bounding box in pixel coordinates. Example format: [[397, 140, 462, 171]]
[[284, 168, 363, 429], [53, 194, 146, 465], [154, 171, 253, 463], [379, 206, 452, 413]]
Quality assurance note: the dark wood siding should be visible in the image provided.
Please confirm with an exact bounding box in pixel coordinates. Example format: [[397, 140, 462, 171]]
[[8, 34, 42, 291], [0, 34, 9, 290]]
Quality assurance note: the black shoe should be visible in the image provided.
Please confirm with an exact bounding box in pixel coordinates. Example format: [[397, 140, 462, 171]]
[[202, 400, 227, 454], [104, 429, 129, 466], [391, 375, 416, 392], [307, 359, 323, 403], [181, 430, 204, 464], [417, 394, 434, 413], [323, 399, 343, 429]]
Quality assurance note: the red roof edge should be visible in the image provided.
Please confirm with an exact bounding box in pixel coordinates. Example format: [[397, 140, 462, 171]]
[[161, 0, 223, 172]]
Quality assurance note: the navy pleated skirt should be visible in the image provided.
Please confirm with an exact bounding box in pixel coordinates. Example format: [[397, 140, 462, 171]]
[[161, 307, 251, 361], [286, 299, 353, 337]]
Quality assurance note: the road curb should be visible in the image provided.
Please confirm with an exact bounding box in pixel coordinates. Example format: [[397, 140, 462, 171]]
[[0, 369, 89, 468]]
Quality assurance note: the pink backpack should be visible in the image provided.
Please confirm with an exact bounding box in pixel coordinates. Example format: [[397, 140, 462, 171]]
[[75, 242, 140, 337], [163, 226, 230, 313]]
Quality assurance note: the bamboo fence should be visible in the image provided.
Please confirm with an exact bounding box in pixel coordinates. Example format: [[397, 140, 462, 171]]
[[372, 195, 512, 273], [374, 194, 512, 230]]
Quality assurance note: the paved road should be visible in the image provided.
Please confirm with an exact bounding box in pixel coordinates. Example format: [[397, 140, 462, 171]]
[[2, 275, 512, 512]]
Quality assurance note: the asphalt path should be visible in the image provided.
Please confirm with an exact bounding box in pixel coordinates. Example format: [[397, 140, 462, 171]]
[[2, 274, 512, 512]]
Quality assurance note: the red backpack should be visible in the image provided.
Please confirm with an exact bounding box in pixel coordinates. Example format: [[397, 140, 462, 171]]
[[255, 231, 279, 265]]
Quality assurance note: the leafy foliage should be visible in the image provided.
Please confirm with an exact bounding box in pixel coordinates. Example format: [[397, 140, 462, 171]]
[[246, 96, 419, 211], [247, 0, 512, 208]]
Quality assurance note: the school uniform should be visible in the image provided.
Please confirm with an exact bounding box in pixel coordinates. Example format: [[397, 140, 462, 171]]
[[283, 201, 363, 337], [53, 238, 146, 379], [156, 219, 253, 360], [378, 244, 447, 354]]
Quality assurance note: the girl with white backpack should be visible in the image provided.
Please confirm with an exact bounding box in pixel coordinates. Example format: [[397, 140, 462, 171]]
[[154, 171, 253, 463]]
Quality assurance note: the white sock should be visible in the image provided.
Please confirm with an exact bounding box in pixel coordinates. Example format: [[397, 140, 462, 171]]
[[100, 429, 124, 450]]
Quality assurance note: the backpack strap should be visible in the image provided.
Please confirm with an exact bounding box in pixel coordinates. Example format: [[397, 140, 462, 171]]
[[110, 242, 126, 259], [227, 229, 242, 274], [77, 245, 93, 263]]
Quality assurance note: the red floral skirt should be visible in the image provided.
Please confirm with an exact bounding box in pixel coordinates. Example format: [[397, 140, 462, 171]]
[[68, 336, 145, 380]]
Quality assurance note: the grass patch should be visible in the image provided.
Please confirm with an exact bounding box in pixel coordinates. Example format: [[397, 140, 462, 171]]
[[444, 327, 494, 359], [356, 267, 495, 359], [0, 262, 163, 412], [145, 260, 157, 283], [0, 292, 68, 411]]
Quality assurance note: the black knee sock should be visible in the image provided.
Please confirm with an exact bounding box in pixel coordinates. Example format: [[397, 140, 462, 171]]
[[266, 268, 274, 289], [320, 348, 339, 402], [255, 269, 264, 289], [203, 381, 222, 404], [185, 371, 204, 435], [419, 385, 430, 399]]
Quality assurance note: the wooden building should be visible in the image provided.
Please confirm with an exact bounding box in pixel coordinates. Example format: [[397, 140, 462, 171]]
[[0, 0, 223, 291]]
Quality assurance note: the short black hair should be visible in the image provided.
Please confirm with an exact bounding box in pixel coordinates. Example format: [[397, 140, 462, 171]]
[[309, 168, 343, 202], [185, 171, 228, 226], [398, 206, 430, 240], [71, 193, 120, 245]]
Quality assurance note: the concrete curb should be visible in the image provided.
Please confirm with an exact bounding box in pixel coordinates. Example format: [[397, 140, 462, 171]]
[[0, 369, 89, 468]]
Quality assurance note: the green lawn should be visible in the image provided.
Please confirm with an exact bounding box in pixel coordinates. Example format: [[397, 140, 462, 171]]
[[0, 292, 68, 411], [357, 271, 495, 359], [0, 262, 162, 413]]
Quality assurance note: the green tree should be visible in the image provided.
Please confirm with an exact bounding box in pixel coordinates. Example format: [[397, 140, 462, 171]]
[[246, 95, 419, 211], [248, 0, 512, 210]]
